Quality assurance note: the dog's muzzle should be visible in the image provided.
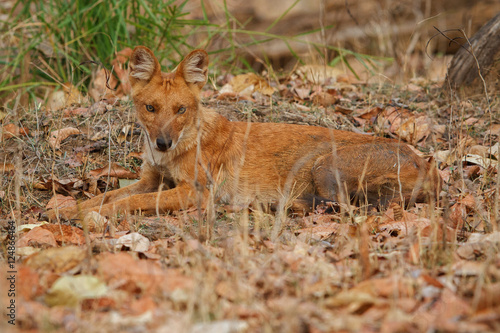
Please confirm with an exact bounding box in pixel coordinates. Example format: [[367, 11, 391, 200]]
[[156, 136, 172, 151]]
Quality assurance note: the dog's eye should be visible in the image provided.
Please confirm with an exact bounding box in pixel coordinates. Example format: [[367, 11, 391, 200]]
[[146, 105, 155, 112], [178, 106, 186, 114]]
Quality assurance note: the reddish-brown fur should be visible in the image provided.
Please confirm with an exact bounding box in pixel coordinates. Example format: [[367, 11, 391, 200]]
[[46, 46, 441, 220]]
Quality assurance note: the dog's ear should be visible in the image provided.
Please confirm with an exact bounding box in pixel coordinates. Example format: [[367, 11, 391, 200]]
[[129, 46, 161, 83], [176, 49, 208, 89]]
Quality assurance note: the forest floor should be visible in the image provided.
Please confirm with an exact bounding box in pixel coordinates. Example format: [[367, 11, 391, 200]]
[[1, 54, 500, 332]]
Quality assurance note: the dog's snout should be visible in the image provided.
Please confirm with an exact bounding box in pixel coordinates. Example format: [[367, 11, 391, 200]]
[[156, 137, 172, 151]]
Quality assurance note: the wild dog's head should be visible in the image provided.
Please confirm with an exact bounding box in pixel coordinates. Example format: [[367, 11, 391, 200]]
[[129, 46, 208, 153]]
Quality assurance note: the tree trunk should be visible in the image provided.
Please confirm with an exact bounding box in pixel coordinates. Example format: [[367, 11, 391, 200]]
[[446, 12, 500, 88]]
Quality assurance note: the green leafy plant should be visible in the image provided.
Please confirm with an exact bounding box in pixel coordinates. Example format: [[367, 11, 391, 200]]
[[0, 0, 386, 108], [0, 0, 211, 106]]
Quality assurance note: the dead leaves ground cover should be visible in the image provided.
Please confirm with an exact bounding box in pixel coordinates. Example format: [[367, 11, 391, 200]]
[[1, 56, 500, 332]]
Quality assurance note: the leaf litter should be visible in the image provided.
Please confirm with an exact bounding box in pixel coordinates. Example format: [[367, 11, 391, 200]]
[[1, 48, 500, 332]]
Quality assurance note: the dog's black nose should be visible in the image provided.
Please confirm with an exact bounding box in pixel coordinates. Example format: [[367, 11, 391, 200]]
[[156, 137, 172, 151]]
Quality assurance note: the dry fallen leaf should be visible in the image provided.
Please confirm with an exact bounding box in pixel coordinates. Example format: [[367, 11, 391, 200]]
[[462, 154, 498, 169], [17, 227, 57, 248], [24, 246, 86, 273], [115, 232, 150, 252], [48, 127, 81, 150], [295, 64, 344, 84], [190, 320, 249, 333], [47, 83, 85, 111], [312, 91, 339, 107], [1, 123, 29, 140], [46, 194, 76, 210], [62, 107, 91, 118], [83, 211, 109, 233], [374, 107, 433, 144], [296, 223, 353, 242], [97, 252, 193, 295], [17, 222, 49, 233], [111, 47, 133, 96], [397, 115, 432, 144], [89, 68, 120, 102], [353, 276, 416, 298], [89, 162, 139, 180], [40, 224, 86, 245], [45, 275, 108, 307], [223, 73, 276, 97], [457, 232, 500, 260], [17, 266, 45, 301], [293, 87, 311, 100]]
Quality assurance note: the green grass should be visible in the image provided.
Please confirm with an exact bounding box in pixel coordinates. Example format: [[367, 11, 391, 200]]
[[0, 0, 386, 109], [1, 0, 206, 104]]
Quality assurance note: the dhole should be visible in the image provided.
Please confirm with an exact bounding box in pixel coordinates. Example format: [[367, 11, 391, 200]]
[[47, 46, 440, 220]]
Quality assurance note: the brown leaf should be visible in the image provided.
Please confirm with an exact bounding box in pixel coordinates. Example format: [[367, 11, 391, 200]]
[[476, 282, 500, 310], [296, 223, 353, 241], [376, 107, 404, 132], [380, 206, 420, 225], [83, 211, 109, 233], [216, 92, 255, 102], [216, 280, 237, 301], [421, 223, 456, 242], [397, 115, 432, 144], [64, 153, 84, 168], [24, 246, 86, 273], [62, 107, 90, 118], [36, 178, 80, 197], [88, 162, 138, 179], [293, 87, 311, 100], [47, 83, 85, 111], [334, 105, 354, 115], [295, 64, 343, 84], [448, 203, 466, 229], [17, 227, 57, 248], [414, 288, 471, 331], [458, 194, 477, 208], [1, 123, 29, 140], [312, 91, 339, 107], [97, 252, 193, 295], [111, 48, 133, 96], [486, 123, 500, 136], [378, 218, 431, 237], [357, 106, 383, 121], [353, 276, 416, 298], [127, 151, 143, 160], [89, 68, 120, 102], [230, 73, 275, 96], [46, 194, 76, 210], [48, 127, 80, 150], [456, 242, 485, 260], [464, 165, 481, 179], [420, 273, 444, 288], [17, 266, 45, 300], [39, 224, 86, 246]]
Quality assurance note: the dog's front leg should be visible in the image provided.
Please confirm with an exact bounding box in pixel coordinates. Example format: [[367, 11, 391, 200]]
[[77, 182, 204, 218], [45, 177, 162, 221]]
